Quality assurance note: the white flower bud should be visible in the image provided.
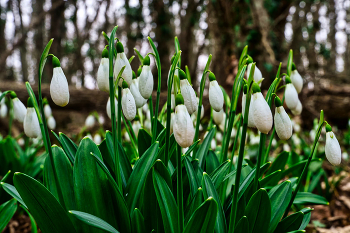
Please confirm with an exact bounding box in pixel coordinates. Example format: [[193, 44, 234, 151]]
[[173, 105, 195, 148], [97, 57, 109, 92], [252, 91, 273, 134], [0, 92, 5, 105], [12, 98, 26, 123], [285, 83, 299, 110], [50, 58, 69, 107], [114, 53, 132, 86], [290, 70, 303, 93], [170, 112, 175, 133], [130, 78, 147, 108], [24, 107, 41, 138], [325, 131, 341, 165], [247, 63, 263, 85], [0, 104, 7, 118], [291, 99, 302, 115], [213, 109, 224, 125], [216, 132, 223, 142], [106, 97, 118, 120], [218, 113, 227, 132], [132, 121, 141, 137], [274, 106, 293, 140], [93, 134, 102, 145], [44, 104, 52, 118], [85, 115, 95, 128], [122, 88, 136, 121], [47, 115, 56, 130], [171, 94, 175, 109], [144, 119, 152, 131], [139, 65, 154, 99], [209, 80, 224, 112], [180, 79, 198, 115]]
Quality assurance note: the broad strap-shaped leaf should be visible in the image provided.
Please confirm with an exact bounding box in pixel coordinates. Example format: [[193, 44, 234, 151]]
[[293, 192, 329, 205], [0, 199, 17, 231], [260, 170, 282, 188], [274, 211, 304, 233], [125, 142, 159, 212], [183, 197, 218, 233], [1, 182, 27, 208], [202, 172, 227, 233], [14, 173, 77, 233], [131, 208, 146, 233], [244, 188, 271, 233], [206, 150, 220, 174], [70, 210, 119, 233], [184, 156, 201, 198], [153, 170, 179, 233], [185, 187, 204, 223], [281, 158, 321, 177], [21, 205, 38, 233], [197, 127, 216, 168], [210, 160, 231, 189], [266, 151, 289, 175], [235, 216, 250, 233], [268, 181, 292, 233], [138, 129, 152, 157], [59, 132, 77, 164]]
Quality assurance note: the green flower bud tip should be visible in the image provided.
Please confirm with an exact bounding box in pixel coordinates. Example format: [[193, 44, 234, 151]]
[[137, 66, 142, 77], [178, 69, 187, 80], [285, 76, 292, 84], [134, 115, 140, 121], [243, 84, 248, 94], [27, 97, 34, 108], [246, 55, 253, 64], [122, 80, 129, 89], [325, 123, 332, 132], [143, 55, 150, 66], [175, 93, 184, 106], [132, 71, 136, 79], [102, 47, 109, 58], [52, 56, 61, 68], [252, 82, 261, 94], [9, 91, 17, 99], [292, 62, 296, 71], [208, 72, 216, 81], [116, 42, 124, 53], [274, 96, 283, 107], [43, 97, 49, 105]]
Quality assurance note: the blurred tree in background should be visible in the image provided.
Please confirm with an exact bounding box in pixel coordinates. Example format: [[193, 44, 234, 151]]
[[1, 0, 350, 127]]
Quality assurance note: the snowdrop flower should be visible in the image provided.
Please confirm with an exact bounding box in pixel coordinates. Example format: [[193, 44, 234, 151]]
[[139, 55, 154, 99], [130, 71, 147, 108], [283, 143, 290, 152], [274, 96, 292, 140], [242, 86, 255, 128], [193, 97, 204, 120], [121, 81, 136, 121], [86, 133, 93, 140], [208, 72, 224, 112], [285, 76, 299, 110], [97, 47, 110, 92], [10, 92, 26, 123], [291, 99, 302, 115], [216, 132, 223, 142], [173, 93, 195, 148], [24, 97, 41, 138], [114, 42, 132, 86], [50, 56, 69, 107], [170, 111, 175, 133], [144, 119, 152, 131], [290, 63, 303, 93], [0, 104, 7, 118], [93, 134, 102, 145], [106, 97, 118, 120], [211, 138, 216, 150], [44, 104, 52, 118], [142, 100, 149, 113], [17, 138, 25, 146], [0, 92, 5, 105], [132, 118, 142, 137], [325, 124, 341, 165], [179, 69, 198, 114], [47, 115, 56, 130], [85, 115, 95, 128], [213, 109, 224, 125], [247, 60, 263, 85], [171, 93, 175, 109], [251, 83, 273, 134]]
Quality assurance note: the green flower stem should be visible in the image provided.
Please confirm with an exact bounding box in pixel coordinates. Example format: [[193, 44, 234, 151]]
[[283, 112, 325, 218], [164, 51, 181, 165], [121, 114, 137, 153], [193, 55, 212, 157], [117, 87, 122, 142], [264, 128, 275, 163], [127, 118, 137, 144], [0, 91, 11, 103], [8, 98, 13, 136], [253, 133, 266, 191], [177, 143, 184, 232], [149, 97, 154, 131], [108, 26, 122, 190]]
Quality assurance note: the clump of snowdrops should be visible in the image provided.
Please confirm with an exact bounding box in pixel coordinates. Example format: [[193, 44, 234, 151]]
[[0, 26, 342, 233]]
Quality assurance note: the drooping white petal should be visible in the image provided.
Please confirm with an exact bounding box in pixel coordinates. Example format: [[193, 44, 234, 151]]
[[209, 80, 224, 112], [50, 67, 69, 107], [180, 79, 198, 115], [0, 104, 8, 118], [247, 63, 263, 85], [106, 97, 118, 120], [0, 92, 5, 105], [93, 134, 102, 145], [213, 109, 224, 125], [44, 104, 52, 118], [252, 92, 273, 134], [274, 106, 292, 140], [325, 132, 341, 165], [170, 112, 175, 133], [132, 121, 141, 137], [285, 83, 299, 110], [13, 98, 26, 122], [97, 57, 110, 92], [85, 115, 95, 128], [114, 53, 133, 86], [242, 93, 256, 128], [218, 113, 227, 132], [291, 99, 302, 115], [171, 94, 175, 109], [290, 70, 303, 93], [47, 115, 56, 130], [139, 66, 154, 99], [122, 88, 136, 121], [24, 107, 41, 138], [130, 79, 147, 108], [173, 105, 195, 148]]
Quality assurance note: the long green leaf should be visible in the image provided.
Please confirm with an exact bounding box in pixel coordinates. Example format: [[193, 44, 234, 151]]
[[59, 132, 77, 164], [184, 156, 201, 198], [274, 211, 304, 233], [293, 192, 329, 205], [131, 208, 146, 233], [138, 129, 152, 157], [210, 160, 231, 189], [0, 199, 17, 231], [70, 210, 119, 233], [266, 151, 289, 175], [197, 127, 216, 168], [1, 182, 27, 208], [235, 216, 250, 233], [14, 173, 77, 233]]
